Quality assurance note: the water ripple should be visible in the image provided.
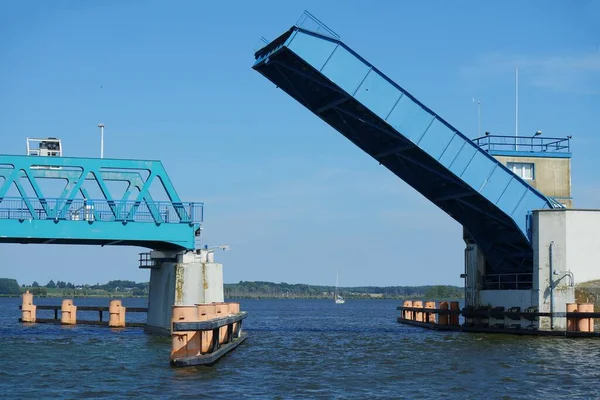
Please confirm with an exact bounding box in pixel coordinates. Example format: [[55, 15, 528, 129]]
[[1, 298, 599, 398]]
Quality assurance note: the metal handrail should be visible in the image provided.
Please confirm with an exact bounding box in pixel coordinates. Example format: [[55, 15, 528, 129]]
[[295, 10, 340, 39], [472, 135, 570, 154], [0, 197, 203, 224], [482, 273, 533, 290]]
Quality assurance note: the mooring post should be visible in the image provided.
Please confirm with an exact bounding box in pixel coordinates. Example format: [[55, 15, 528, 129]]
[[109, 300, 126, 328], [424, 301, 436, 323], [170, 305, 201, 360], [196, 304, 217, 353], [213, 302, 231, 344], [229, 302, 240, 334], [449, 302, 460, 326], [403, 300, 413, 320], [567, 303, 578, 331], [21, 290, 36, 323], [578, 303, 594, 333], [413, 301, 423, 322], [61, 299, 77, 325], [438, 302, 449, 325]]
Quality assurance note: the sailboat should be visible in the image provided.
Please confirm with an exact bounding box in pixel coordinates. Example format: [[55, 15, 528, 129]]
[[335, 269, 345, 304]]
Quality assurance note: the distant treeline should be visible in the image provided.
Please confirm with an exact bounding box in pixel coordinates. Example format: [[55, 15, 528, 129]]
[[0, 278, 21, 295], [1, 277, 463, 300], [0, 278, 149, 297], [224, 281, 463, 299]]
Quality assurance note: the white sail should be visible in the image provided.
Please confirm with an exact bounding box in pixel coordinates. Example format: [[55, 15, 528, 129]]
[[335, 269, 345, 304]]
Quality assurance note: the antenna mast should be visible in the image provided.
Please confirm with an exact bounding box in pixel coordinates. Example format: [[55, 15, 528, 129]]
[[515, 67, 519, 151]]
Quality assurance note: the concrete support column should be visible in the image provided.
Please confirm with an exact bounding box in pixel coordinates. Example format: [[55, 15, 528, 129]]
[[146, 250, 224, 335], [464, 240, 486, 308]]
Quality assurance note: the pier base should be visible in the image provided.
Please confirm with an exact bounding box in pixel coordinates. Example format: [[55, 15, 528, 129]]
[[170, 304, 248, 367], [459, 210, 600, 332], [146, 249, 225, 335]]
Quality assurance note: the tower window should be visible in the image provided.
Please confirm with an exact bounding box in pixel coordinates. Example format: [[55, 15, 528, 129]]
[[507, 162, 534, 180]]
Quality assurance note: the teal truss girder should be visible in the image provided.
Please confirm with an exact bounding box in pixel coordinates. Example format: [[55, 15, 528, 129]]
[[0, 155, 202, 250]]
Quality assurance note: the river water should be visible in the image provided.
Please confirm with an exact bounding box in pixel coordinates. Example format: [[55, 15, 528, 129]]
[[1, 297, 599, 399]]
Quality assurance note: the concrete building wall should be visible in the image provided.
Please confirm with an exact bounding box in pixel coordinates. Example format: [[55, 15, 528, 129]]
[[479, 289, 537, 327], [479, 290, 536, 309], [565, 210, 600, 284], [534, 210, 600, 287], [531, 209, 600, 330], [494, 155, 572, 208]]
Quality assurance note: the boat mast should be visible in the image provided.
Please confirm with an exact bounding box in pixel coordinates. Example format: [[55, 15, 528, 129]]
[[335, 269, 339, 299]]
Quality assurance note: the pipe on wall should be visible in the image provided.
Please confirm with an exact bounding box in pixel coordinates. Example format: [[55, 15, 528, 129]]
[[549, 241, 555, 331]]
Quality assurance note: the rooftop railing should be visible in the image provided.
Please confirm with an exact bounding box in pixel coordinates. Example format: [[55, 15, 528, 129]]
[[473, 135, 571, 154]]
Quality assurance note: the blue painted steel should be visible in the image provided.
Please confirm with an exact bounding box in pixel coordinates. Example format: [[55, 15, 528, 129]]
[[0, 155, 202, 250], [252, 13, 564, 273]]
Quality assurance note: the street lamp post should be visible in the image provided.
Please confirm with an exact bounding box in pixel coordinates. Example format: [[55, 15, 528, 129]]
[[477, 100, 481, 137], [98, 123, 104, 158]]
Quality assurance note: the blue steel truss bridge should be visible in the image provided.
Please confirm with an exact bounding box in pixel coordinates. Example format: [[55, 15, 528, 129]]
[[0, 143, 202, 251], [253, 11, 564, 279]]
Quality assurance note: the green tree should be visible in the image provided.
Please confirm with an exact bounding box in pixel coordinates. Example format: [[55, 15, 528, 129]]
[[0, 278, 21, 295], [32, 281, 39, 288], [30, 287, 47, 296], [46, 280, 56, 288]]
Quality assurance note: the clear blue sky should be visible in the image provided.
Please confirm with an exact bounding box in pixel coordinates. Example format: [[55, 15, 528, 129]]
[[1, 1, 599, 287]]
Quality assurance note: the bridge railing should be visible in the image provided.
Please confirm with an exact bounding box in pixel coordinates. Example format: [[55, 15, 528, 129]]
[[295, 10, 340, 39], [482, 273, 533, 290], [472, 135, 571, 154], [0, 197, 203, 224]]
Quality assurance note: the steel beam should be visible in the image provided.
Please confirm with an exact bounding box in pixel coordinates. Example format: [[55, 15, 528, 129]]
[[273, 60, 346, 95], [374, 143, 414, 159], [316, 97, 349, 114]]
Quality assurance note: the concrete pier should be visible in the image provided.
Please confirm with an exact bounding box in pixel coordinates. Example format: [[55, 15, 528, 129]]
[[146, 249, 225, 335], [462, 209, 600, 333]]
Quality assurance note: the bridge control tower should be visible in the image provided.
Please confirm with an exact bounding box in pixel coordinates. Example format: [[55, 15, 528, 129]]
[[465, 133, 572, 295], [473, 133, 572, 208], [464, 133, 580, 329]]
